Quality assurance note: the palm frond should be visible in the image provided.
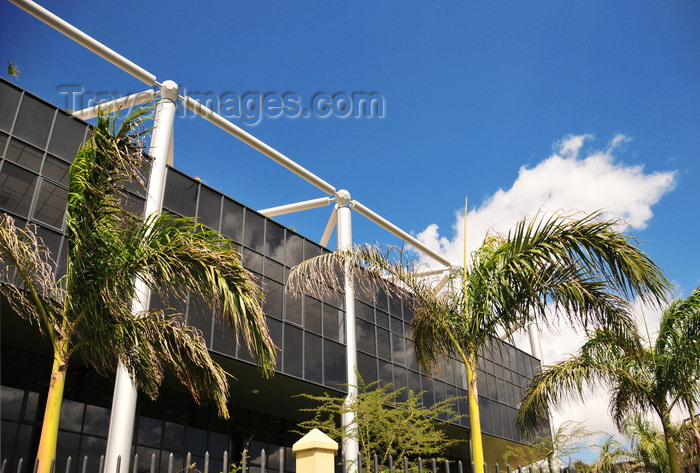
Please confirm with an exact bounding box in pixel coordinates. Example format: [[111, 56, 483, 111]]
[[0, 214, 64, 340]]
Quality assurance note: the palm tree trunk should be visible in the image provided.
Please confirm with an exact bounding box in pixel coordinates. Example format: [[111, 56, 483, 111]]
[[36, 349, 68, 473], [661, 413, 682, 473], [688, 404, 700, 458], [466, 355, 485, 473]]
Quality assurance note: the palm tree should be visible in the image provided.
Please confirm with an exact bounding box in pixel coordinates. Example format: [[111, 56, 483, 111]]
[[0, 109, 276, 473], [287, 210, 670, 473], [589, 436, 632, 473], [517, 286, 700, 473]]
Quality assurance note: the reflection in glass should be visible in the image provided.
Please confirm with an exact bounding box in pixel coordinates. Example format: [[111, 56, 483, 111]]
[[33, 179, 67, 229], [243, 210, 265, 253], [48, 113, 87, 163], [323, 340, 346, 390], [13, 95, 54, 149], [221, 198, 244, 243], [304, 332, 322, 384], [303, 297, 322, 334], [0, 161, 37, 217], [0, 82, 21, 132], [5, 138, 44, 172], [163, 169, 197, 217], [264, 221, 285, 262], [283, 325, 303, 378], [196, 185, 222, 230]]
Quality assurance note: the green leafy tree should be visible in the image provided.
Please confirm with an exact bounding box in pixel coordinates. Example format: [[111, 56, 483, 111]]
[[517, 287, 700, 473], [296, 375, 463, 471], [288, 210, 671, 473], [0, 109, 276, 473]]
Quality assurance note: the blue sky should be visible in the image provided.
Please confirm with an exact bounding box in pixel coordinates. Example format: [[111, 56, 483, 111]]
[[2, 0, 699, 461]]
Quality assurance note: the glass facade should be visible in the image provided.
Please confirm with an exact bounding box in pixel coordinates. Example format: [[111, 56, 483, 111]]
[[0, 78, 543, 468]]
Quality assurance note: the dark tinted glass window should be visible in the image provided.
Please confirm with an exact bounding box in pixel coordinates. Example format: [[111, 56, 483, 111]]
[[220, 198, 244, 243], [267, 317, 283, 364], [264, 258, 284, 283], [0, 132, 7, 158], [211, 314, 237, 357], [285, 288, 301, 325], [0, 162, 37, 217], [304, 296, 322, 335], [388, 296, 402, 318], [479, 397, 492, 433], [391, 334, 405, 366], [356, 319, 375, 355], [407, 370, 421, 394], [33, 179, 67, 229], [323, 305, 343, 343], [48, 113, 87, 162], [283, 325, 303, 378], [323, 339, 346, 390], [377, 359, 393, 386], [375, 310, 389, 329], [163, 169, 197, 217], [262, 278, 284, 320], [304, 332, 323, 384], [14, 95, 54, 149], [241, 247, 263, 274], [376, 328, 391, 361], [420, 376, 435, 407], [264, 220, 285, 262], [43, 155, 70, 186], [303, 239, 322, 260], [355, 302, 373, 323], [196, 185, 222, 230], [243, 209, 265, 252], [0, 83, 21, 132], [186, 294, 213, 347], [285, 233, 303, 267], [357, 352, 377, 384], [5, 138, 43, 172]]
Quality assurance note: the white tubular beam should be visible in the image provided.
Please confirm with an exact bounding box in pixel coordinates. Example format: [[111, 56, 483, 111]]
[[180, 95, 336, 196], [320, 208, 338, 247], [528, 322, 543, 361], [434, 272, 451, 293], [259, 196, 333, 218], [413, 266, 453, 279], [103, 81, 179, 473], [352, 200, 453, 268], [336, 193, 359, 473], [8, 0, 157, 86], [72, 89, 156, 120]]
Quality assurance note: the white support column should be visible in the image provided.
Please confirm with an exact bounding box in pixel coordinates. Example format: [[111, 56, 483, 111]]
[[335, 190, 359, 472], [528, 322, 543, 361], [103, 80, 178, 473]]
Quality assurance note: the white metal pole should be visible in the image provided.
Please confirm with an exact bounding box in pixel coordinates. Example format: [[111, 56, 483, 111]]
[[103, 80, 178, 473], [527, 322, 543, 361], [72, 89, 156, 120], [180, 94, 336, 195], [258, 196, 332, 218], [335, 190, 359, 472], [8, 0, 157, 86], [351, 200, 453, 268]]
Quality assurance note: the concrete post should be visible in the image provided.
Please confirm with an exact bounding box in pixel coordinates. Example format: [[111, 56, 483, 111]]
[[293, 429, 339, 473], [103, 80, 178, 473]]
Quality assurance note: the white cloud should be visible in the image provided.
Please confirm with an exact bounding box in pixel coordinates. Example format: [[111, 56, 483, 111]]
[[416, 134, 676, 267], [414, 133, 678, 460]]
